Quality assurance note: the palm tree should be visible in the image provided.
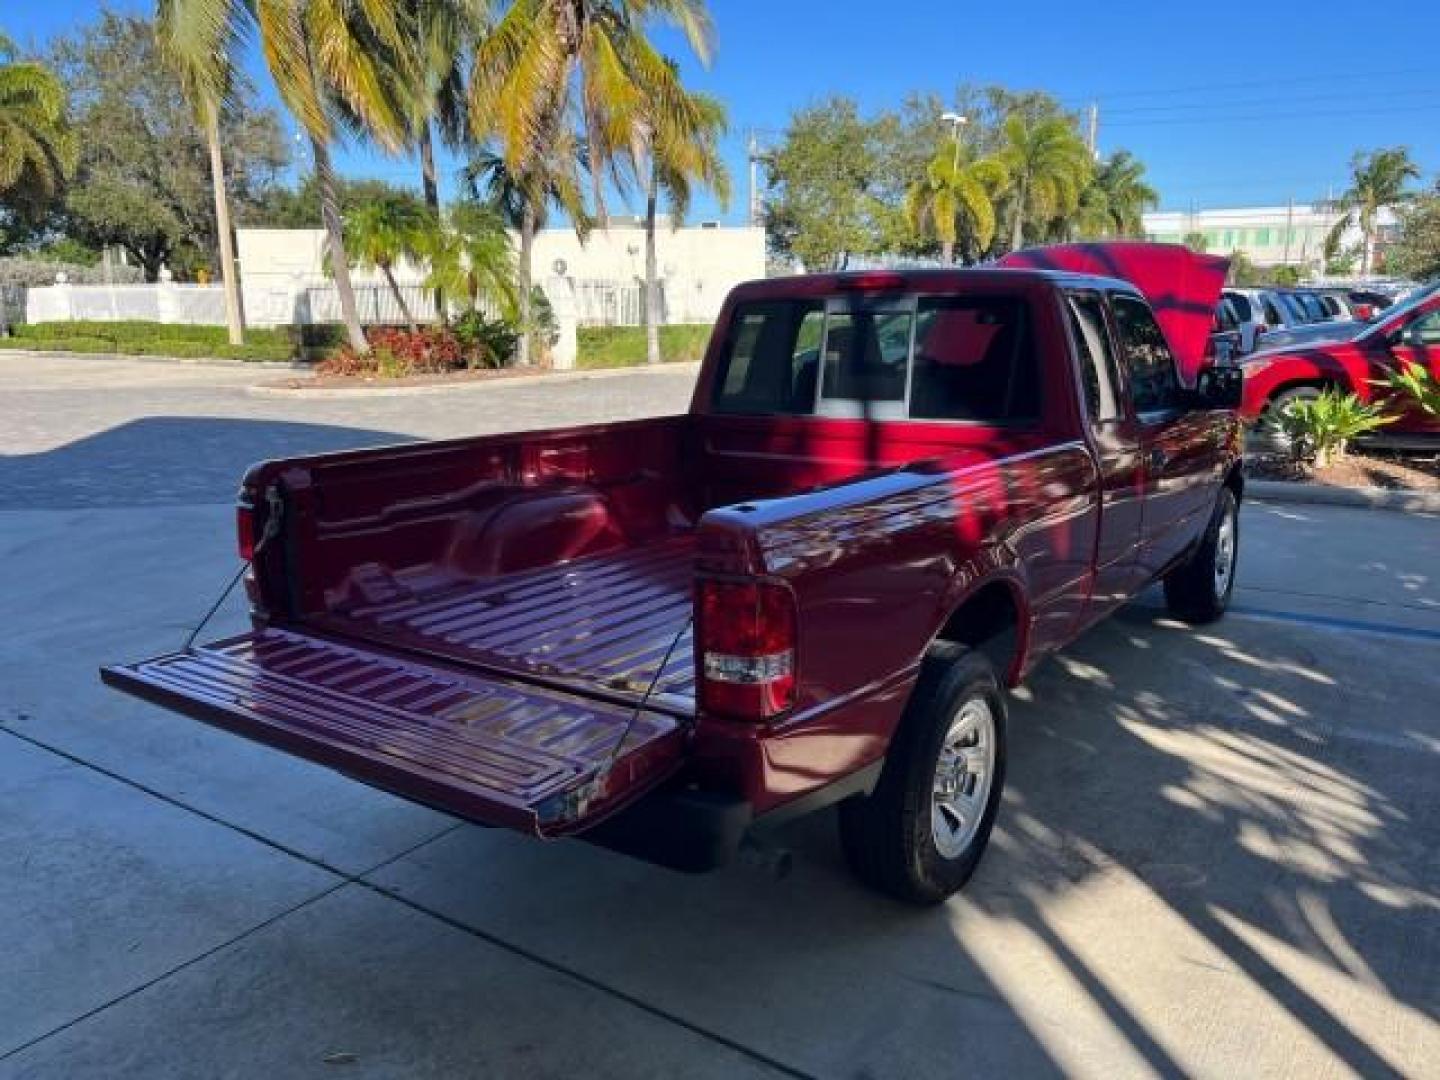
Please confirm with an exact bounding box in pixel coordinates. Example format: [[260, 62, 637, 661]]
[[1074, 150, 1157, 239], [155, 0, 251, 345], [254, 0, 418, 352], [344, 193, 433, 331], [461, 136, 588, 364], [633, 76, 729, 364], [904, 143, 1007, 263], [466, 0, 713, 225], [1327, 147, 1420, 276], [0, 32, 75, 224], [995, 113, 1091, 251], [424, 199, 518, 316]]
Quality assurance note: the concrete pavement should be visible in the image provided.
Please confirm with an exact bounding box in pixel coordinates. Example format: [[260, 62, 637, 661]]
[[2, 353, 1437, 1078]]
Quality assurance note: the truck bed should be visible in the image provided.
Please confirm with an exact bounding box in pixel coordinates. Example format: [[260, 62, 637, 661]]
[[313, 535, 699, 716]]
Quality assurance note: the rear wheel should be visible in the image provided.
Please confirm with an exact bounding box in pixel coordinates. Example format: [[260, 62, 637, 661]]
[[1164, 486, 1239, 624], [838, 645, 1007, 905]]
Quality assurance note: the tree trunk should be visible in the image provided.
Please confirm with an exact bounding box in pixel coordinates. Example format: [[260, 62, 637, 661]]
[[1361, 229, 1372, 277], [517, 204, 535, 366], [418, 122, 446, 324], [941, 239, 954, 264], [1010, 177, 1027, 252], [313, 137, 368, 353], [644, 163, 662, 365], [383, 263, 417, 333], [205, 105, 245, 346]]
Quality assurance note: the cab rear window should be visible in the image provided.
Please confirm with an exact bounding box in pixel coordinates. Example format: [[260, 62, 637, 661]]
[[711, 295, 1039, 423]]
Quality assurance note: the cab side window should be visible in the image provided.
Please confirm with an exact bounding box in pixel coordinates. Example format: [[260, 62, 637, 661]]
[[1111, 294, 1181, 416]]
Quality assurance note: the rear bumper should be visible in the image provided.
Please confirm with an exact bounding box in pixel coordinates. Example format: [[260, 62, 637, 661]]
[[579, 785, 753, 873]]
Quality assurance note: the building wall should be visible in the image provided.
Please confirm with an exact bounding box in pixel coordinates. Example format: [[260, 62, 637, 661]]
[[235, 223, 765, 325], [1141, 205, 1396, 270]]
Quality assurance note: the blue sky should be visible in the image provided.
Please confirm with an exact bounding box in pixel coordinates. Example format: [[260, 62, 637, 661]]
[[11, 0, 1440, 221]]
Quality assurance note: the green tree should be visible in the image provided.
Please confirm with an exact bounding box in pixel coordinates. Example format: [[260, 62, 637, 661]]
[[904, 140, 1006, 263], [0, 32, 75, 226], [49, 12, 286, 281], [461, 136, 588, 364], [633, 74, 729, 364], [1183, 231, 1208, 253], [344, 192, 434, 332], [765, 97, 894, 269], [467, 0, 713, 224], [1327, 147, 1420, 276], [994, 113, 1091, 251], [424, 199, 517, 318], [1385, 185, 1440, 281], [156, 0, 251, 343], [254, 0, 419, 350], [1074, 150, 1157, 239]]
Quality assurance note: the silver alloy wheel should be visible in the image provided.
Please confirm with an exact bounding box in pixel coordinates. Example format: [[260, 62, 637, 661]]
[[931, 697, 997, 859], [1214, 504, 1237, 599]]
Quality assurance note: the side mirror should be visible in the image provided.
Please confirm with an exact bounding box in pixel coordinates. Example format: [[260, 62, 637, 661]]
[[1183, 364, 1243, 410]]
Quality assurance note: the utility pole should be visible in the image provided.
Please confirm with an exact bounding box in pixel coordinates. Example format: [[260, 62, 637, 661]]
[[1086, 103, 1099, 157], [1282, 195, 1294, 266], [747, 130, 763, 228]]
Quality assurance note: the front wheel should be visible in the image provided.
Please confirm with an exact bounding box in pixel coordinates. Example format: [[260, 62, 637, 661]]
[[838, 645, 1007, 905], [1255, 386, 1323, 450], [1163, 486, 1239, 624]]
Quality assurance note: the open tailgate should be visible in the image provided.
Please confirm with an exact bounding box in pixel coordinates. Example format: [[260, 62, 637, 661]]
[[101, 628, 686, 836]]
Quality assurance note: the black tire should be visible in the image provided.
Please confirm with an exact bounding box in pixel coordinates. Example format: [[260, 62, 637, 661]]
[[1163, 486, 1239, 624], [838, 644, 1007, 905], [1256, 386, 1323, 449]]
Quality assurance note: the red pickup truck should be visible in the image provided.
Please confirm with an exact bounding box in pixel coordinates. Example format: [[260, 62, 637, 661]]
[[1240, 281, 1440, 437], [104, 243, 1243, 904]]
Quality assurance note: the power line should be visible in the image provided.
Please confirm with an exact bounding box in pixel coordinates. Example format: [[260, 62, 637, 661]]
[[1059, 65, 1435, 104], [1106, 100, 1440, 129], [1100, 86, 1440, 118]]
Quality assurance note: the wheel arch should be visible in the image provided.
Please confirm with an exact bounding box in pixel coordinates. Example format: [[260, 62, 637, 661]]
[[930, 574, 1030, 688]]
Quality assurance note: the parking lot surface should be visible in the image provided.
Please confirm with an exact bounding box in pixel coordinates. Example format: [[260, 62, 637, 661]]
[[2, 353, 1437, 1078]]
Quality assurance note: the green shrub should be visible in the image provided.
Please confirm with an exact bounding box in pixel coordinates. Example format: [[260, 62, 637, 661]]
[[1278, 390, 1394, 467], [576, 324, 713, 369], [452, 310, 519, 369], [0, 336, 116, 353], [12, 320, 291, 349], [1379, 361, 1440, 421]]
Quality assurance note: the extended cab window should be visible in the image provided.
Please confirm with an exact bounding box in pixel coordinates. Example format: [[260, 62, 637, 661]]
[[1111, 294, 1181, 415], [712, 301, 825, 414]]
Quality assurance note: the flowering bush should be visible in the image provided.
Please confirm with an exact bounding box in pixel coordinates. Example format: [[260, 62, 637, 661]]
[[317, 323, 519, 377]]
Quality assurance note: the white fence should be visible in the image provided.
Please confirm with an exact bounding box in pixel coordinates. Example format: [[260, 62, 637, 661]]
[[20, 278, 687, 329]]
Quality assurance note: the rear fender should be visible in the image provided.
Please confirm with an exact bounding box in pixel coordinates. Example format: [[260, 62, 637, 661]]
[[932, 567, 1031, 687]]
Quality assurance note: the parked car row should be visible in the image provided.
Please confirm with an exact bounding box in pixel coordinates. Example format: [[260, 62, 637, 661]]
[[1216, 286, 1397, 356]]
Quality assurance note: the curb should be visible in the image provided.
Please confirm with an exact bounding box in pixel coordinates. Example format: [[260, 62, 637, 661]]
[[1248, 479, 1440, 514], [0, 347, 308, 371], [245, 360, 703, 399]]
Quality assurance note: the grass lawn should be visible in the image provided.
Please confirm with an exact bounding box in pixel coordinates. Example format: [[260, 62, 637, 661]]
[[576, 324, 712, 369], [0, 320, 297, 362]]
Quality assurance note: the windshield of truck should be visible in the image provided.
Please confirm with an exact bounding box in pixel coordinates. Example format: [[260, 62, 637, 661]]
[[711, 295, 1039, 423]]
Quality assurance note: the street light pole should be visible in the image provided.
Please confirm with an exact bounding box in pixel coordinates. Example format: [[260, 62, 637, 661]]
[[941, 112, 969, 172]]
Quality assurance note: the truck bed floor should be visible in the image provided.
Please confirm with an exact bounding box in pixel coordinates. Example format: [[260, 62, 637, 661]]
[[319, 536, 698, 714]]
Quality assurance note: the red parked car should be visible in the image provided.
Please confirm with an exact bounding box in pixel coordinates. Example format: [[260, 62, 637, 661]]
[[1241, 282, 1440, 436], [104, 244, 1243, 904]]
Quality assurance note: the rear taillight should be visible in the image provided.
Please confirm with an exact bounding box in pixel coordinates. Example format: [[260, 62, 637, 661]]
[[697, 579, 797, 720], [237, 503, 256, 561]]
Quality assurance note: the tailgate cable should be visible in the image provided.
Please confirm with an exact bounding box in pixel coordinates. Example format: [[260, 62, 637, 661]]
[[181, 485, 284, 653], [592, 613, 694, 791]]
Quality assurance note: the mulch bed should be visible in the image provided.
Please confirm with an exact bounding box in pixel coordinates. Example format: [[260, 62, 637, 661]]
[[1248, 448, 1440, 492]]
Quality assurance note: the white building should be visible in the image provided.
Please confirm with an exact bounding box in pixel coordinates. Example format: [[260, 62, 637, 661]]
[[233, 220, 765, 328], [1140, 204, 1397, 273]]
